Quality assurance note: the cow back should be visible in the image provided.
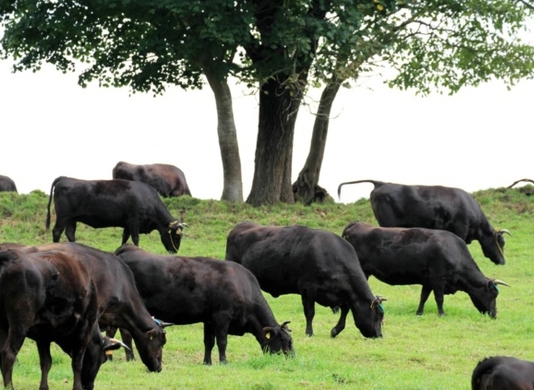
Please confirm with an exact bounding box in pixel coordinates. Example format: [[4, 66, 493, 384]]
[[342, 221, 486, 285], [472, 356, 534, 390], [0, 175, 17, 193], [225, 222, 373, 301], [113, 162, 191, 197], [115, 244, 270, 326]]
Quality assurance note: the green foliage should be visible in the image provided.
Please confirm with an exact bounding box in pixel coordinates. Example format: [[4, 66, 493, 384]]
[[1, 187, 534, 389], [385, 0, 534, 94], [3, 0, 532, 96]]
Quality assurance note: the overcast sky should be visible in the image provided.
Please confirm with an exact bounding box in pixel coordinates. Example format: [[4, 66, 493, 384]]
[[2, 57, 533, 203]]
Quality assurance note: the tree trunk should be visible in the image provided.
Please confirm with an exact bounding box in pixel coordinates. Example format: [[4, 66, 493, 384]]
[[203, 67, 244, 202], [292, 80, 342, 205], [246, 75, 303, 206]]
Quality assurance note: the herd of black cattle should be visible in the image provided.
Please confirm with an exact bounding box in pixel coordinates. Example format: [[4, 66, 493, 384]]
[[1, 165, 533, 390]]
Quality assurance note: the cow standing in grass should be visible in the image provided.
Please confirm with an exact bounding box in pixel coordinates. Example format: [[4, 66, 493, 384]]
[[113, 244, 294, 365], [0, 247, 101, 390], [341, 221, 509, 317], [45, 176, 186, 253], [225, 221, 385, 338], [337, 179, 510, 265]]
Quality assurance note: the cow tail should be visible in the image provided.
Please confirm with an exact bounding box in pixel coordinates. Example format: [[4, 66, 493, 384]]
[[337, 180, 382, 201], [45, 177, 61, 230]]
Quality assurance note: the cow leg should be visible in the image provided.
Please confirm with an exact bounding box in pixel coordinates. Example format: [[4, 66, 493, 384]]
[[36, 340, 52, 390], [0, 329, 26, 389], [433, 288, 446, 316], [202, 324, 215, 365], [68, 335, 90, 390], [65, 221, 77, 242], [121, 228, 131, 245], [52, 220, 67, 242], [119, 328, 135, 361], [301, 293, 316, 337], [131, 230, 140, 246], [417, 286, 432, 316], [330, 304, 350, 338], [214, 327, 229, 364], [129, 221, 141, 246]]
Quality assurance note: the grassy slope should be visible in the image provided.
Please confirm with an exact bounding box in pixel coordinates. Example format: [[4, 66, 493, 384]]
[[0, 186, 533, 390]]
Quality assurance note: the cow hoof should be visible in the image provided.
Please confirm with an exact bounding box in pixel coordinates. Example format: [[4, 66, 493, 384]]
[[330, 328, 340, 338]]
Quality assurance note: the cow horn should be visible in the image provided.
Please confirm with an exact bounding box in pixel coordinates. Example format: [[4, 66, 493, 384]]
[[281, 321, 291, 330], [109, 338, 131, 351], [499, 229, 511, 236], [152, 316, 174, 328], [493, 279, 510, 287]]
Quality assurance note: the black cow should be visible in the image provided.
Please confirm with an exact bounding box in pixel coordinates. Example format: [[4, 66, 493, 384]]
[[113, 244, 294, 365], [342, 221, 509, 317], [34, 242, 171, 373], [0, 247, 101, 390], [45, 176, 186, 253], [337, 180, 510, 265], [472, 356, 534, 390], [112, 161, 192, 197], [0, 175, 17, 193], [225, 222, 386, 338]]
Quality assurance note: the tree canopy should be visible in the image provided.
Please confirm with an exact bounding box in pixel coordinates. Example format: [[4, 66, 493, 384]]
[[2, 0, 534, 205]]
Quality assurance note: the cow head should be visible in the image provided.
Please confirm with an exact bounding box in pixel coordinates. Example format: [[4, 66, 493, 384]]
[[262, 321, 295, 357], [481, 228, 511, 265], [469, 279, 509, 318], [133, 319, 173, 372], [354, 296, 386, 338], [80, 327, 130, 390], [161, 221, 187, 253]]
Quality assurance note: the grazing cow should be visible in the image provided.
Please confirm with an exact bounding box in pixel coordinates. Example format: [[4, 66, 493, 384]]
[[472, 356, 534, 390], [45, 176, 186, 253], [0, 247, 100, 390], [114, 244, 294, 365], [112, 161, 192, 197], [337, 179, 510, 265], [0, 175, 17, 193], [341, 221, 509, 317], [33, 242, 172, 373], [225, 222, 386, 338]]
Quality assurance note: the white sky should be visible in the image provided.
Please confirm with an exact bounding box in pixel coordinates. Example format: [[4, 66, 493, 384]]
[[1, 58, 533, 203]]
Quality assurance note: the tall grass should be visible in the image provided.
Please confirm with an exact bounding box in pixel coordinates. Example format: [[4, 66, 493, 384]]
[[0, 186, 533, 389]]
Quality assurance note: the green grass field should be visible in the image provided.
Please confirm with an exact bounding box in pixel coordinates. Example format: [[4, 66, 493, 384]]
[[0, 186, 533, 390]]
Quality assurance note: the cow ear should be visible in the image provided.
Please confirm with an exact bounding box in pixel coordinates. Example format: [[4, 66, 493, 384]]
[[146, 329, 157, 340], [263, 327, 273, 339]]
